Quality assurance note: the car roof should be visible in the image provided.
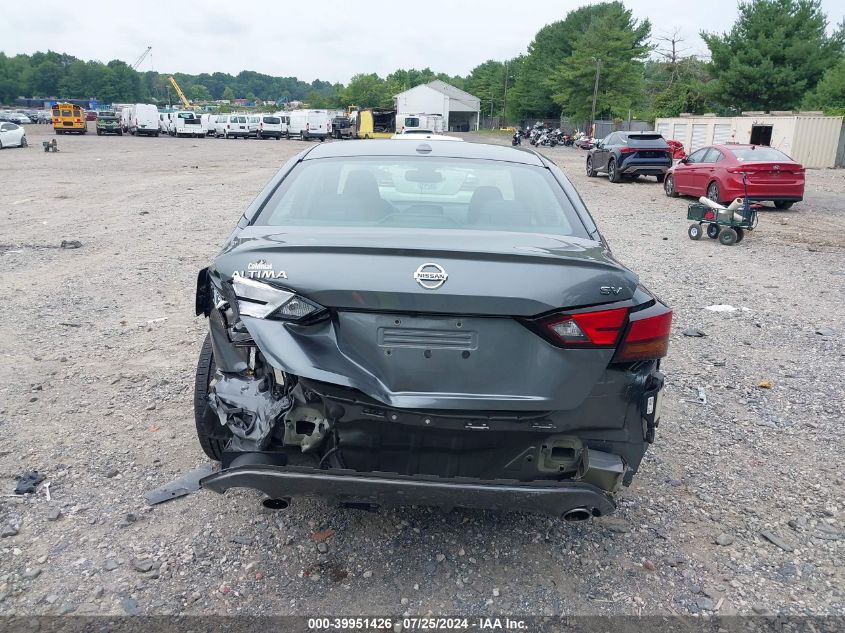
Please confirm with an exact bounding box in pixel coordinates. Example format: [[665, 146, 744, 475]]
[[302, 139, 546, 166]]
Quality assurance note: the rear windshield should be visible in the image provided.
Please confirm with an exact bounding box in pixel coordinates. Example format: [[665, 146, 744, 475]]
[[263, 116, 280, 124], [729, 147, 791, 161], [253, 156, 588, 238], [625, 133, 667, 146], [403, 117, 420, 127]]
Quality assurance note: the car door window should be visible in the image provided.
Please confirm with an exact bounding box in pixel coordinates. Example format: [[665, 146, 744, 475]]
[[703, 148, 723, 163], [686, 149, 708, 164]]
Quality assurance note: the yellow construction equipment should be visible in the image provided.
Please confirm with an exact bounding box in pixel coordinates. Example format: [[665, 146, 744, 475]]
[[168, 75, 193, 109], [354, 108, 396, 139]]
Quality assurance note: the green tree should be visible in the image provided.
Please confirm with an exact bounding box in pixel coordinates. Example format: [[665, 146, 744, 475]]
[[802, 59, 845, 114], [343, 73, 391, 108], [702, 0, 843, 111], [190, 84, 212, 102], [222, 86, 235, 101], [644, 56, 712, 118], [508, 3, 623, 120], [548, 2, 651, 123], [466, 60, 506, 118]]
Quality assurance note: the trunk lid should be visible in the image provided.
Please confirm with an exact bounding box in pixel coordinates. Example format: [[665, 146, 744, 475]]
[[220, 228, 644, 411], [733, 161, 804, 185], [215, 227, 638, 316]]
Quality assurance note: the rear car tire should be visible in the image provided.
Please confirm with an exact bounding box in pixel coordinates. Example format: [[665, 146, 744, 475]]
[[608, 158, 621, 183], [707, 181, 721, 204], [774, 201, 794, 210], [706, 223, 720, 239], [586, 157, 597, 177], [21, 136, 27, 147], [718, 227, 738, 246], [688, 223, 703, 240], [194, 334, 230, 461]]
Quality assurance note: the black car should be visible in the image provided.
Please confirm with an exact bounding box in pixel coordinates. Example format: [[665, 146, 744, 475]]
[[195, 140, 672, 519], [586, 132, 672, 183]]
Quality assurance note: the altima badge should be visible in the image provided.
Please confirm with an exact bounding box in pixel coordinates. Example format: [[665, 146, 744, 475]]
[[232, 259, 288, 280], [413, 263, 448, 289]]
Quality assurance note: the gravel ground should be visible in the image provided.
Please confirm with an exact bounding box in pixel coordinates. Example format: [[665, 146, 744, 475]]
[[0, 124, 842, 618]]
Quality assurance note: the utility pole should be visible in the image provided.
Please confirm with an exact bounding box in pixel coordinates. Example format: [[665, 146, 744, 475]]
[[590, 57, 601, 137], [502, 60, 508, 128]]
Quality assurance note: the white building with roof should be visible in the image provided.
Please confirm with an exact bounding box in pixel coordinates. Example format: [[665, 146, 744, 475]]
[[393, 80, 481, 132]]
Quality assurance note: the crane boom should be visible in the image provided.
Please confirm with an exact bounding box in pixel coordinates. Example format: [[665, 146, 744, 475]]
[[168, 75, 192, 109], [132, 46, 152, 70]]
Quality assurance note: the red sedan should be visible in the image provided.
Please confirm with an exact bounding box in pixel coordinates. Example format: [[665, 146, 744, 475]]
[[664, 144, 804, 209]]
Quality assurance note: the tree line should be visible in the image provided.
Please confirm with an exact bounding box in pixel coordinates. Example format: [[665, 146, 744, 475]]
[[1, 0, 842, 119]]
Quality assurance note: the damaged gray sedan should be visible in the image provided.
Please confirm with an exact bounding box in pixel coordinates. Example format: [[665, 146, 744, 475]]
[[195, 140, 671, 520]]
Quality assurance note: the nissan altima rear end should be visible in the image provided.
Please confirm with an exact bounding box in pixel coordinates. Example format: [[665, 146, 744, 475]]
[[194, 140, 671, 519]]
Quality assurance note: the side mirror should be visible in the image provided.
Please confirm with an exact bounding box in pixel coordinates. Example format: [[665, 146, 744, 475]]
[[679, 157, 689, 164]]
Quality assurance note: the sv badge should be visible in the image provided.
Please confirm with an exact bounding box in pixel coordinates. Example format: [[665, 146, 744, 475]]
[[600, 286, 623, 295]]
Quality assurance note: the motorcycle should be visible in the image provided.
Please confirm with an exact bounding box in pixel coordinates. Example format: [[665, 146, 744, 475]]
[[511, 130, 521, 146]]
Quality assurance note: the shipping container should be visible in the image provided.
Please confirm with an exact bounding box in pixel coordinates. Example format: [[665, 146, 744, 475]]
[[654, 114, 844, 168]]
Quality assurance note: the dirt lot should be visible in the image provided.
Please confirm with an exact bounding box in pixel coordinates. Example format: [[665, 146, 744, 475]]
[[0, 124, 843, 619]]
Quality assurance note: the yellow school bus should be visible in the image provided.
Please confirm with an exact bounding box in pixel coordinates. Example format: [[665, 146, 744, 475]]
[[52, 103, 87, 134]]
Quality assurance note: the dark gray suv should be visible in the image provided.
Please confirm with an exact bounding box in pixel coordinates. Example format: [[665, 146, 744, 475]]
[[194, 140, 672, 519], [587, 131, 672, 183]]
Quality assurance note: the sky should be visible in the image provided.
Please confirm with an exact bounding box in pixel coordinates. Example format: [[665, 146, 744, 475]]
[[2, 0, 843, 83]]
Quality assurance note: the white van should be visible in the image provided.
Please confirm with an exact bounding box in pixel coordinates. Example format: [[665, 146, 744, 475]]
[[246, 115, 262, 137], [128, 103, 159, 136], [288, 109, 331, 140], [170, 110, 204, 138], [274, 112, 292, 137], [396, 113, 444, 134], [201, 114, 216, 136], [158, 112, 171, 134], [214, 114, 249, 139], [255, 114, 283, 139], [120, 107, 132, 133]]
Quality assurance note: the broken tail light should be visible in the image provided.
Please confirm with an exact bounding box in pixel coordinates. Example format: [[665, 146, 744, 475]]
[[613, 304, 672, 362], [230, 276, 325, 321]]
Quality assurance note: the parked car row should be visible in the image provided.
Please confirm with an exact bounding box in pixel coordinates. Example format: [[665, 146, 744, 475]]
[[582, 131, 805, 209], [0, 111, 35, 124]]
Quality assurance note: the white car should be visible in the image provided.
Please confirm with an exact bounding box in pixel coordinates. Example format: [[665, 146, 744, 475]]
[[0, 122, 27, 148], [390, 132, 463, 142]]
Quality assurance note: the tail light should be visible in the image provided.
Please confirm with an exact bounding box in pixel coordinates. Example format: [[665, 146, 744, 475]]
[[613, 304, 672, 362], [619, 146, 637, 154], [533, 303, 672, 361], [538, 307, 628, 347], [230, 276, 324, 321]]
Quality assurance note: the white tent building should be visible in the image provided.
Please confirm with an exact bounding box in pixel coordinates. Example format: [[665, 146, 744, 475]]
[[394, 80, 481, 132]]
